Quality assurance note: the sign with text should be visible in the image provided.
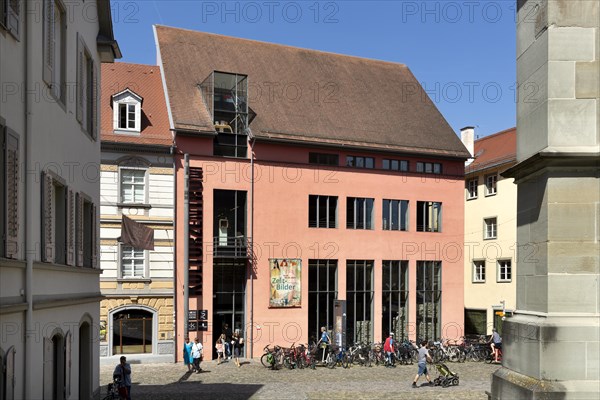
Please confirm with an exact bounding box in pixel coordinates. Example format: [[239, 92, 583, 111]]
[[269, 258, 302, 307], [188, 310, 197, 321]]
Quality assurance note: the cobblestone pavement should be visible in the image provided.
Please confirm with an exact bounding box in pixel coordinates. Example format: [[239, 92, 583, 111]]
[[101, 359, 500, 399]]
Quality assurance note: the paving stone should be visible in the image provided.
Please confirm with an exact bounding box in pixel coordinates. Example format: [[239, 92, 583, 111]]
[[100, 359, 500, 399]]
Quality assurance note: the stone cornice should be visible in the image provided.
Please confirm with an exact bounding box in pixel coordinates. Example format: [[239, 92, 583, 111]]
[[502, 151, 600, 183]]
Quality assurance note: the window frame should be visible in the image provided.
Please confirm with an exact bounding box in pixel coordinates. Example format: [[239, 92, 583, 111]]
[[416, 201, 442, 233], [346, 155, 374, 169], [308, 195, 338, 229], [382, 158, 409, 172], [472, 260, 486, 283], [346, 197, 374, 230], [416, 260, 442, 341], [381, 260, 409, 340], [1, 0, 20, 39], [497, 259, 512, 283], [466, 177, 478, 200], [119, 244, 148, 279], [308, 259, 338, 340], [382, 199, 409, 231], [417, 162, 442, 175], [485, 174, 498, 196], [346, 260, 374, 344], [308, 152, 339, 166], [119, 167, 148, 205], [484, 217, 497, 240]]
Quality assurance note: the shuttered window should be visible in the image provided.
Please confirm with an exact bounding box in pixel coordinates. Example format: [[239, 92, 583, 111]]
[[77, 34, 98, 139], [2, 125, 20, 258], [43, 0, 66, 103], [41, 171, 80, 266], [1, 0, 20, 38]]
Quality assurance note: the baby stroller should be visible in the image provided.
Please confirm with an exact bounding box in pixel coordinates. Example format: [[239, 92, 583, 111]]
[[433, 363, 459, 387]]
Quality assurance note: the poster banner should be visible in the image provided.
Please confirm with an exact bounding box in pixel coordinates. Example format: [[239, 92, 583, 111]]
[[269, 258, 301, 307]]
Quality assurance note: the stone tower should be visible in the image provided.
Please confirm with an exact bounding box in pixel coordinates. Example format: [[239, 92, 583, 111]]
[[490, 0, 599, 398]]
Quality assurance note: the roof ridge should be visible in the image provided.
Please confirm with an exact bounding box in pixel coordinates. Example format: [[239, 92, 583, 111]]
[[154, 25, 408, 69], [476, 127, 516, 142]]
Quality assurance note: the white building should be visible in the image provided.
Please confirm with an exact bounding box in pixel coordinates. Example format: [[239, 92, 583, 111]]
[[0, 1, 120, 398], [98, 63, 175, 360], [462, 127, 517, 337]]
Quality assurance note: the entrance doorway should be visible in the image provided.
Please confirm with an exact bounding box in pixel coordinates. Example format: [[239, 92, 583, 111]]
[[213, 258, 246, 358], [112, 309, 153, 354]]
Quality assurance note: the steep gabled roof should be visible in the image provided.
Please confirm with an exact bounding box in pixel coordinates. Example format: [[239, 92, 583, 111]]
[[154, 26, 470, 158], [101, 62, 172, 147], [467, 127, 517, 173]]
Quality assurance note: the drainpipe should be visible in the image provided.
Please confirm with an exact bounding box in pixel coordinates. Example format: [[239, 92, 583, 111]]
[[249, 138, 255, 359], [183, 154, 189, 341], [24, 2, 34, 397], [171, 144, 177, 362]]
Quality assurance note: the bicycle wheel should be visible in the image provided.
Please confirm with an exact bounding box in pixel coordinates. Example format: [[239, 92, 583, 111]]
[[342, 354, 350, 369], [260, 353, 271, 368], [326, 352, 336, 369]]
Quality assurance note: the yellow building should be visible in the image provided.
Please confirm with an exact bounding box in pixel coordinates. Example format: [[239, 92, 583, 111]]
[[462, 127, 517, 337]]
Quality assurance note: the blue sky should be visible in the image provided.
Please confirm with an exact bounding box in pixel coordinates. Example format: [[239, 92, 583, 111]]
[[111, 0, 516, 138]]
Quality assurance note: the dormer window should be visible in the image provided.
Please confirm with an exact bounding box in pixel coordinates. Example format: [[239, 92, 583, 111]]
[[112, 88, 143, 133]]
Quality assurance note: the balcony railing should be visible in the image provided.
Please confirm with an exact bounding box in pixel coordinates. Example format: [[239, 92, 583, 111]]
[[213, 236, 251, 258]]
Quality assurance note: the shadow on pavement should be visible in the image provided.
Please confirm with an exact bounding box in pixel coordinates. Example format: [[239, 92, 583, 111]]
[[127, 381, 264, 400]]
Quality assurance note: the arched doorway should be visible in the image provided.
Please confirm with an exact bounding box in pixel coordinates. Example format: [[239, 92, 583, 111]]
[[112, 309, 153, 354], [79, 321, 92, 399]]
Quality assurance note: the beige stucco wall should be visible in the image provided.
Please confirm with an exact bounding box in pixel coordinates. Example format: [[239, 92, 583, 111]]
[[464, 165, 517, 334]]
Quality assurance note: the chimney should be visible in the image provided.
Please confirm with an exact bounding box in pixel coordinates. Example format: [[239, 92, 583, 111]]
[[460, 126, 475, 166]]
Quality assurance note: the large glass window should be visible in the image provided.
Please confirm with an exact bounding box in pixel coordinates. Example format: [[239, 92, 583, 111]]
[[201, 71, 251, 158], [346, 260, 374, 344], [416, 261, 441, 341], [308, 260, 338, 343], [346, 197, 374, 230], [213, 190, 247, 256], [308, 195, 337, 228], [382, 199, 409, 231], [382, 261, 408, 341], [416, 201, 442, 232]]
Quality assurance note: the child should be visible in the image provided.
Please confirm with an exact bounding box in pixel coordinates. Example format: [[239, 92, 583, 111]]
[[216, 334, 225, 364]]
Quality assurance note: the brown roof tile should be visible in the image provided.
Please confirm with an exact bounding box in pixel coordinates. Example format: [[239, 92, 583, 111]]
[[155, 26, 470, 158], [467, 127, 516, 173], [101, 62, 172, 147]]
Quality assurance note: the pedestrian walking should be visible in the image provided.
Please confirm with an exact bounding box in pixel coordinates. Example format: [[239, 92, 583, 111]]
[[489, 328, 502, 363], [191, 337, 203, 373], [113, 356, 132, 400], [231, 330, 243, 367], [412, 340, 433, 388], [183, 337, 194, 372], [383, 332, 396, 367], [216, 334, 225, 364], [222, 323, 233, 359]]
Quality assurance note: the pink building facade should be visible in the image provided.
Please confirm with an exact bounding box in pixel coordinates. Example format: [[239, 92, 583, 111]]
[[155, 26, 470, 360]]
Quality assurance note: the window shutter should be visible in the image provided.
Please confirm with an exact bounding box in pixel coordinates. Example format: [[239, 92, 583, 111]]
[[43, 337, 53, 399], [65, 188, 74, 266], [64, 331, 71, 398], [6, 0, 19, 38], [91, 63, 98, 139], [91, 203, 98, 268], [76, 34, 84, 124], [41, 171, 54, 263], [76, 194, 84, 266], [0, 0, 6, 29], [4, 129, 19, 259], [4, 346, 15, 400], [42, 0, 54, 85]]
